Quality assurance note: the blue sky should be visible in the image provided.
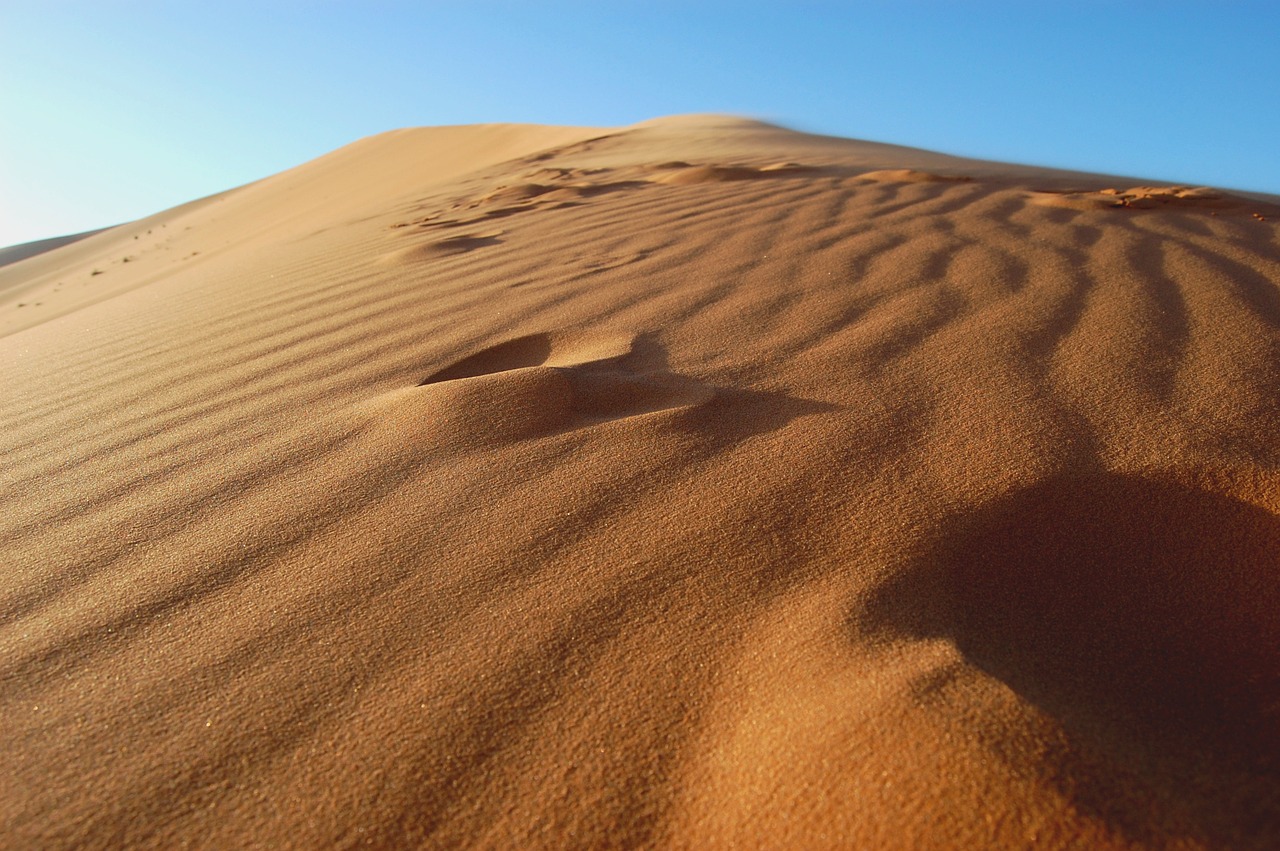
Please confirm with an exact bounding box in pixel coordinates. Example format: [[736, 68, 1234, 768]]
[[2, 2, 1278, 246]]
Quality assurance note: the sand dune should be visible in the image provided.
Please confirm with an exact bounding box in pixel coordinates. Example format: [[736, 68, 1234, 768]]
[[2, 115, 1279, 849], [0, 229, 107, 271]]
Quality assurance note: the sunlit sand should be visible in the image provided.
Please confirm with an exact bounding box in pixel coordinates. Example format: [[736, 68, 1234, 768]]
[[2, 116, 1278, 848]]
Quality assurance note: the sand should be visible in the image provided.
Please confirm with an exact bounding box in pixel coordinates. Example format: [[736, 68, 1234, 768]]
[[1, 115, 1278, 849], [0, 229, 106, 272]]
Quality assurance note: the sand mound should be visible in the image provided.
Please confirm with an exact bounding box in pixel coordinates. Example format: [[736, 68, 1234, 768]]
[[354, 332, 713, 453], [1029, 185, 1247, 212], [856, 168, 972, 183], [3, 116, 1279, 849]]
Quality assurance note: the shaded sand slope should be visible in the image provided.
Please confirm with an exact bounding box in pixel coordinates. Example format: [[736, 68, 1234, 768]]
[[2, 115, 1279, 849], [0, 229, 107, 271]]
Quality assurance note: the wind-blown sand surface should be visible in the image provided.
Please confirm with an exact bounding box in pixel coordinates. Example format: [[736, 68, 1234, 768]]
[[2, 115, 1278, 849]]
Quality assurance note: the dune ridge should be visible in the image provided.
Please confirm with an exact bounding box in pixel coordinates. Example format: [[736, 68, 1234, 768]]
[[1, 115, 1279, 849]]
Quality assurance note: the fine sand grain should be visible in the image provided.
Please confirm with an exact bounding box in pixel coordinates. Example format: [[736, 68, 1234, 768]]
[[2, 115, 1279, 849]]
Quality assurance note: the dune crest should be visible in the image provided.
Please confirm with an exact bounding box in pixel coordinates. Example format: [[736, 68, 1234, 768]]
[[2, 116, 1279, 849]]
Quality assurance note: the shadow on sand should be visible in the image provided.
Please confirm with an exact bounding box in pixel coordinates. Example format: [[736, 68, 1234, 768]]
[[862, 472, 1280, 846]]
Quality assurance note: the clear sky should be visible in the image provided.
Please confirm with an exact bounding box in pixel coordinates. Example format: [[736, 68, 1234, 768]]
[[2, 1, 1278, 247]]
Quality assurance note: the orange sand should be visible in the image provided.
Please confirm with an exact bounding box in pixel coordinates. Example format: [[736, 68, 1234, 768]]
[[1, 115, 1278, 849]]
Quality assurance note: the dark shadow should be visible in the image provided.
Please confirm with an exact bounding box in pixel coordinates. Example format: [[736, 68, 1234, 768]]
[[417, 331, 836, 444], [474, 206, 536, 220], [419, 333, 553, 385], [574, 333, 838, 434], [655, 164, 838, 186], [428, 234, 503, 254], [674, 384, 839, 445], [565, 180, 651, 197], [862, 472, 1280, 846]]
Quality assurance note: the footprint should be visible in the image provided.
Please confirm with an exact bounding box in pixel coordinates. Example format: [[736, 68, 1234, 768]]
[[360, 332, 715, 450], [418, 333, 555, 384]]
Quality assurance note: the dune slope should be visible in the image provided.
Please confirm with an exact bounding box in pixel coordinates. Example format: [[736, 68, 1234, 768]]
[[2, 116, 1279, 849]]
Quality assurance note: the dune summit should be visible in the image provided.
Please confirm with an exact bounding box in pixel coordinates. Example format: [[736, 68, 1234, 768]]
[[1, 115, 1279, 849]]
